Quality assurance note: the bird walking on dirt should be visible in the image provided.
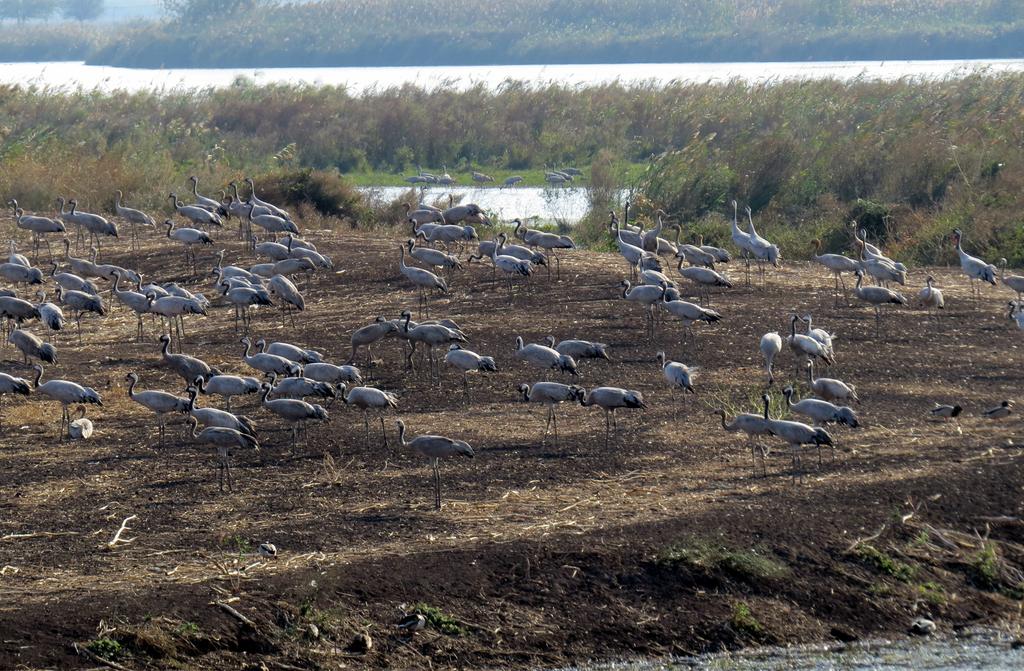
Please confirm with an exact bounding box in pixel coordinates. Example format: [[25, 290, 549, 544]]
[[395, 419, 474, 510]]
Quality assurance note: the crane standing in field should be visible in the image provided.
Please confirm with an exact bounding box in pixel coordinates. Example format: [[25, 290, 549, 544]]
[[952, 228, 997, 298], [31, 364, 102, 439], [518, 382, 583, 447], [395, 419, 474, 511]]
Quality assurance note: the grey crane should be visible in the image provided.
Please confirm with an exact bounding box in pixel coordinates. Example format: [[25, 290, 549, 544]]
[[267, 273, 305, 326], [169, 193, 222, 228], [49, 262, 97, 296], [395, 419, 474, 510], [188, 176, 228, 216], [443, 344, 497, 397], [805, 360, 859, 404], [712, 394, 772, 476], [62, 238, 99, 279], [764, 411, 834, 483], [246, 201, 298, 238], [219, 280, 271, 332], [186, 383, 257, 437], [8, 199, 64, 261], [31, 364, 102, 439], [125, 372, 189, 443], [656, 351, 697, 396], [149, 293, 207, 346], [35, 291, 65, 341], [659, 294, 721, 342], [782, 386, 858, 464], [675, 261, 733, 305], [998, 259, 1024, 303], [241, 336, 300, 377], [54, 285, 105, 344], [259, 382, 327, 444], [620, 280, 666, 337], [159, 334, 222, 387], [348, 316, 399, 365], [811, 238, 859, 306], [546, 337, 610, 363], [518, 381, 583, 447], [113, 190, 155, 250], [0, 371, 31, 432], [852, 270, 906, 336], [303, 362, 362, 390], [341, 384, 398, 448], [68, 199, 118, 249], [194, 373, 261, 412], [9, 326, 56, 365], [513, 335, 578, 377], [400, 310, 467, 380], [187, 416, 259, 492], [264, 341, 323, 364], [952, 228, 996, 298], [579, 386, 647, 447], [266, 372, 335, 402], [760, 332, 783, 386], [165, 219, 213, 271], [112, 270, 154, 341]]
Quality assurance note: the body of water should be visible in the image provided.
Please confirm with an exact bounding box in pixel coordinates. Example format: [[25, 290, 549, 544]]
[[556, 629, 1024, 670], [359, 185, 601, 224], [1, 59, 1023, 93]]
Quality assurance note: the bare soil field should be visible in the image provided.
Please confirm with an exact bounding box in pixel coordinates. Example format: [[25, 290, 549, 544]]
[[0, 224, 1022, 670]]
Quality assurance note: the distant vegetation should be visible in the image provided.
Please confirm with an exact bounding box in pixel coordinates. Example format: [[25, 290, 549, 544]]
[[1, 73, 1022, 262], [1, 0, 1023, 67]]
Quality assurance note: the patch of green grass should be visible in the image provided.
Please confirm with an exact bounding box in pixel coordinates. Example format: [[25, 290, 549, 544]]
[[414, 602, 463, 636], [915, 581, 947, 606], [221, 534, 251, 555], [730, 602, 763, 636], [970, 543, 1001, 591], [658, 539, 789, 582], [87, 637, 124, 660], [855, 544, 916, 583], [174, 621, 199, 636]]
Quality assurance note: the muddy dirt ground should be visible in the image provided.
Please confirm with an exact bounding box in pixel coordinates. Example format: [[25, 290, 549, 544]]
[[0, 222, 1022, 669]]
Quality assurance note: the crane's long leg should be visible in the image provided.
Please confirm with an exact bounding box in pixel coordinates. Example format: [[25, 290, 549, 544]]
[[363, 411, 370, 445], [379, 415, 388, 448], [433, 459, 441, 511]]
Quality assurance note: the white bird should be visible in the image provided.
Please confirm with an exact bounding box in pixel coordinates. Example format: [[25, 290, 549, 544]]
[[930, 403, 963, 421], [952, 228, 996, 297], [760, 332, 783, 386], [999, 259, 1024, 302], [712, 394, 772, 476], [805, 361, 859, 404], [513, 336, 579, 377], [68, 405, 94, 440], [394, 419, 474, 510], [186, 416, 259, 493], [517, 382, 583, 446], [194, 373, 261, 411], [398, 244, 448, 312], [125, 372, 189, 443], [259, 383, 327, 444], [443, 344, 497, 397], [656, 351, 697, 395], [917, 276, 945, 321], [31, 364, 102, 439], [341, 384, 399, 446], [853, 270, 906, 335], [811, 238, 860, 305], [800, 314, 836, 361], [578, 386, 646, 446], [241, 337, 300, 377]]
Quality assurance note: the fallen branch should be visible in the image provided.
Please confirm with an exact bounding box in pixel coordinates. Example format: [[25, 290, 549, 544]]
[[73, 642, 135, 671], [215, 601, 257, 629], [107, 515, 138, 548], [844, 524, 886, 554]]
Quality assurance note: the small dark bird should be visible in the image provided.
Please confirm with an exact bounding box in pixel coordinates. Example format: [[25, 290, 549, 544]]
[[930, 404, 963, 420], [396, 613, 426, 633], [982, 400, 1014, 419]]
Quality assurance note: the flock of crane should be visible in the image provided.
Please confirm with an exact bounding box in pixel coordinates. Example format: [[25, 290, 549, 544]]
[[1, 179, 1022, 507]]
